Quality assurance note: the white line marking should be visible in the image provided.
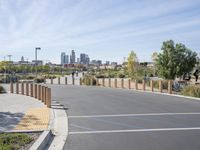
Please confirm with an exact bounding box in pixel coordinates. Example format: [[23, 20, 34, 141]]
[[69, 112, 200, 118], [69, 127, 200, 135]]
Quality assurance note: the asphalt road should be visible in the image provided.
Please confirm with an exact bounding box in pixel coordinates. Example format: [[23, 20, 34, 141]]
[[50, 84, 200, 150]]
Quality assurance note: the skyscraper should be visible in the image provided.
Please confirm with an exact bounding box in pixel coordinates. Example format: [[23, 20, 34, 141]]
[[70, 50, 76, 64], [61, 52, 66, 65], [61, 52, 69, 65]]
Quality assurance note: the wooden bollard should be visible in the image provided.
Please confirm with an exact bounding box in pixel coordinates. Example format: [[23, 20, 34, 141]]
[[21, 82, 24, 95], [41, 86, 45, 102], [135, 80, 138, 90], [51, 77, 53, 84], [109, 78, 111, 88], [142, 80, 146, 91], [168, 80, 172, 94], [16, 82, 19, 94], [102, 78, 105, 87], [159, 80, 163, 93], [72, 77, 75, 85], [128, 79, 131, 89], [45, 87, 48, 105], [10, 82, 13, 93], [47, 88, 51, 108], [34, 84, 37, 98], [38, 85, 41, 100], [80, 78, 82, 85], [58, 77, 60, 84], [65, 77, 68, 85], [150, 80, 154, 92], [121, 79, 124, 88], [26, 82, 29, 96], [30, 84, 33, 97], [115, 78, 117, 88]]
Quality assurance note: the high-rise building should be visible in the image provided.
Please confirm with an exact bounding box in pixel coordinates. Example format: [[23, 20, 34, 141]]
[[70, 50, 76, 64], [61, 52, 69, 65], [80, 53, 90, 64], [61, 52, 66, 65]]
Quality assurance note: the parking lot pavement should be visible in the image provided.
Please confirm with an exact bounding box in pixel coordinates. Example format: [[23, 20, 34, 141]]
[[51, 85, 200, 150]]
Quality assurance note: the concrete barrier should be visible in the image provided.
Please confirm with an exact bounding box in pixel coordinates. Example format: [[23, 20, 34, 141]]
[[115, 79, 117, 88], [102, 78, 105, 87], [10, 82, 13, 93], [150, 80, 154, 92], [142, 80, 146, 91], [121, 79, 124, 88], [58, 77, 60, 84], [51, 77, 53, 84], [80, 78, 82, 85], [109, 78, 111, 88], [16, 82, 19, 94], [128, 79, 131, 89], [72, 77, 75, 85]]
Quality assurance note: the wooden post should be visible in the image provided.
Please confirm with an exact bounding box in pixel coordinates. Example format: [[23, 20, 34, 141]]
[[109, 78, 111, 88], [16, 82, 19, 94], [102, 78, 105, 87], [42, 86, 45, 102], [65, 77, 68, 85], [128, 79, 131, 89], [34, 84, 37, 98], [26, 82, 29, 96], [80, 78, 82, 85], [168, 80, 172, 94], [51, 77, 53, 84], [142, 80, 146, 91], [135, 80, 138, 90], [121, 79, 124, 88], [21, 82, 24, 95], [45, 87, 48, 105], [10, 82, 13, 93], [38, 85, 41, 100], [30, 84, 33, 97], [159, 80, 163, 93], [150, 80, 154, 92], [72, 77, 75, 85], [115, 78, 117, 88], [47, 88, 51, 108]]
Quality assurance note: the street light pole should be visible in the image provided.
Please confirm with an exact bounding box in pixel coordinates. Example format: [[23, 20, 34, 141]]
[[35, 47, 41, 78]]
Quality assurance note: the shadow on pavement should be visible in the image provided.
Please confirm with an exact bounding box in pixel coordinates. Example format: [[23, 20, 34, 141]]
[[0, 112, 24, 132]]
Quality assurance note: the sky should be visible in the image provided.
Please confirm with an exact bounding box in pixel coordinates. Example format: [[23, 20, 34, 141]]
[[0, 0, 200, 64]]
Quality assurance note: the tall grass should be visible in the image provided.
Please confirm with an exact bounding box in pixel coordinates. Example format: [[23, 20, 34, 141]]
[[181, 85, 200, 98]]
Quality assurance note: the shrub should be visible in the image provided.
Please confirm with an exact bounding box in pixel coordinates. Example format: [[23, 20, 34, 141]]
[[0, 86, 5, 93], [181, 85, 200, 98], [118, 73, 125, 78], [82, 76, 97, 85], [34, 78, 45, 83]]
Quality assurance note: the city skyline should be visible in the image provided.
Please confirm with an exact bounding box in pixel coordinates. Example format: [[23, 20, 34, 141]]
[[0, 0, 200, 63]]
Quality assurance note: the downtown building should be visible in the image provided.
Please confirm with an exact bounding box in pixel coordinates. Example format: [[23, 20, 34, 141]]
[[61, 52, 69, 65]]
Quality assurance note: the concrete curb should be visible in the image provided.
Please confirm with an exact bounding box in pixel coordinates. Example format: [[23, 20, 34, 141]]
[[30, 130, 54, 150], [47, 102, 68, 150]]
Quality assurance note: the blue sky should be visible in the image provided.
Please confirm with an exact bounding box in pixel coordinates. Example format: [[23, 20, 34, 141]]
[[0, 0, 200, 63]]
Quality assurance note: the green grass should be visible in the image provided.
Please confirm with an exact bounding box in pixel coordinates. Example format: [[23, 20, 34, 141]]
[[0, 133, 33, 150]]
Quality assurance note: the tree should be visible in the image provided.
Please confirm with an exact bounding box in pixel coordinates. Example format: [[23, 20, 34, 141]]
[[151, 52, 158, 76], [156, 40, 197, 80], [127, 51, 138, 78]]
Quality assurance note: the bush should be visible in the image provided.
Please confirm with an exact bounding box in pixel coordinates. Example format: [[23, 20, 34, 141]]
[[118, 73, 125, 78], [181, 85, 200, 98], [0, 86, 5, 93], [34, 78, 45, 83], [82, 76, 96, 85]]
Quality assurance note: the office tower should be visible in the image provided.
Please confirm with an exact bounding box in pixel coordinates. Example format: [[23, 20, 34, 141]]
[[70, 50, 76, 64], [61, 52, 66, 65]]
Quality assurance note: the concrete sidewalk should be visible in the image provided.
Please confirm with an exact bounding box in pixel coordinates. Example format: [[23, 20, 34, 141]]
[[0, 93, 47, 132]]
